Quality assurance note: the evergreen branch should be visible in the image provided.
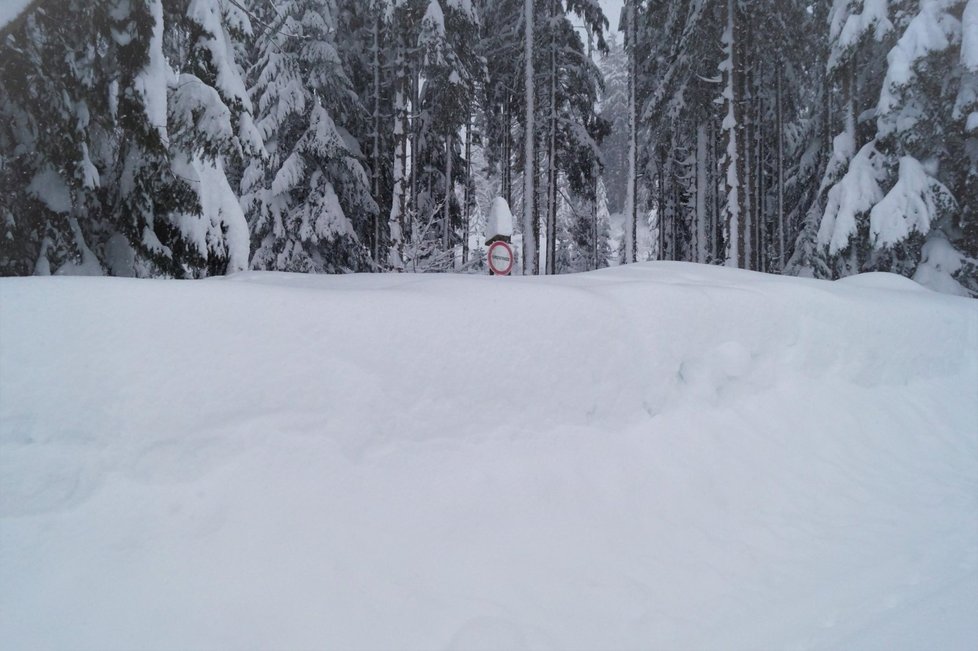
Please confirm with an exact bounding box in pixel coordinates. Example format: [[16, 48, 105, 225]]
[[222, 0, 308, 41]]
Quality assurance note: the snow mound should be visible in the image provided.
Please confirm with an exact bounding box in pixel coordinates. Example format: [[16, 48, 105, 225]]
[[836, 271, 930, 292], [486, 196, 514, 239], [1, 262, 976, 650]]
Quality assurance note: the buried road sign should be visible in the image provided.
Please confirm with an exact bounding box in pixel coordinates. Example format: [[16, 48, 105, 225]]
[[487, 240, 514, 276]]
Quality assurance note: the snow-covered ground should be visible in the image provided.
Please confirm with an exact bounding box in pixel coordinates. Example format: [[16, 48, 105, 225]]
[[1, 263, 976, 650], [608, 210, 656, 264]]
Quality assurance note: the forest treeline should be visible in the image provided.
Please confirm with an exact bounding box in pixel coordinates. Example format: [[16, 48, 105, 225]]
[[0, 0, 975, 295]]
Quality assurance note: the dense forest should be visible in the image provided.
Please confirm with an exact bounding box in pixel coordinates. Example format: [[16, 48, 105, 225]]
[[1, 0, 975, 295]]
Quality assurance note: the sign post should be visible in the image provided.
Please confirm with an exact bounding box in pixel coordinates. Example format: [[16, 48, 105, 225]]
[[487, 240, 514, 276], [485, 197, 515, 276]]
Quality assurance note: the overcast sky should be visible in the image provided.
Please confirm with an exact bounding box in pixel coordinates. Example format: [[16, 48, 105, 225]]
[[599, 0, 624, 32]]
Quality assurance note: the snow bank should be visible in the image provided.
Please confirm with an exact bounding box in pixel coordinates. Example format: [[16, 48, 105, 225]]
[[1, 264, 976, 650]]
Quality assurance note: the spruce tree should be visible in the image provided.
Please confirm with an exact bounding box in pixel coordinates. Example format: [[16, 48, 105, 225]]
[[243, 0, 376, 273]]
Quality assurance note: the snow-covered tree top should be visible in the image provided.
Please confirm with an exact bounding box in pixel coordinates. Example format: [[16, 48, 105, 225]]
[[876, 0, 960, 135], [422, 0, 445, 36], [827, 0, 893, 72], [445, 0, 476, 20], [962, 0, 978, 70]]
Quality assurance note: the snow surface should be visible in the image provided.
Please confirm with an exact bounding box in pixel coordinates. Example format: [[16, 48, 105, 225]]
[[914, 231, 974, 297], [1, 263, 977, 650]]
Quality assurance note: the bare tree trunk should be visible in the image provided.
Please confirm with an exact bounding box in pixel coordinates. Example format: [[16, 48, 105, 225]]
[[388, 47, 409, 271], [463, 113, 472, 265], [503, 100, 512, 205], [658, 150, 666, 261], [722, 0, 746, 268], [754, 62, 764, 273], [410, 67, 420, 232], [734, 0, 747, 269], [443, 131, 453, 259], [533, 131, 542, 275], [522, 0, 536, 275], [587, 24, 599, 271], [624, 0, 638, 263], [742, 18, 754, 271], [371, 7, 382, 265], [776, 61, 785, 271], [711, 118, 722, 263], [546, 0, 558, 275], [696, 122, 708, 264]]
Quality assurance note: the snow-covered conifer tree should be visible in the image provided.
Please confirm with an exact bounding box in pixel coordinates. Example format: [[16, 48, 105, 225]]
[[597, 34, 629, 215], [813, 0, 977, 294], [408, 0, 481, 271], [0, 0, 258, 278], [244, 0, 376, 273], [0, 0, 112, 276]]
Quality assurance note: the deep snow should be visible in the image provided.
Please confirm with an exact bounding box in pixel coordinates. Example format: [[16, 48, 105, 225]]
[[1, 263, 976, 650]]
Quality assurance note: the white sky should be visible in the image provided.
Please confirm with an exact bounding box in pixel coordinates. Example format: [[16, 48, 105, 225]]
[[0, 0, 33, 30], [599, 0, 625, 32]]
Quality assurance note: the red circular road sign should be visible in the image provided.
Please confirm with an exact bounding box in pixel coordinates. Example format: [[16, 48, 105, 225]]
[[487, 240, 514, 276]]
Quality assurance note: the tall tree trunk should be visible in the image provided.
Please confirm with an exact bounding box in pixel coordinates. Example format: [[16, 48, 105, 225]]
[[742, 17, 754, 270], [696, 122, 708, 264], [776, 61, 785, 271], [522, 0, 536, 275], [443, 131, 453, 259], [371, 7, 382, 265], [587, 24, 599, 271], [822, 57, 831, 162], [503, 99, 512, 206], [388, 48, 409, 271], [410, 67, 420, 234], [658, 149, 666, 261], [546, 0, 558, 275], [722, 0, 746, 268], [592, 177, 599, 269], [624, 0, 638, 264], [669, 178, 682, 261], [754, 62, 764, 273], [735, 0, 747, 268], [711, 117, 722, 263], [533, 130, 542, 275], [463, 113, 472, 265]]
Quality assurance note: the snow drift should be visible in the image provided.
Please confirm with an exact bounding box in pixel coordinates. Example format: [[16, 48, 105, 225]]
[[1, 263, 976, 650]]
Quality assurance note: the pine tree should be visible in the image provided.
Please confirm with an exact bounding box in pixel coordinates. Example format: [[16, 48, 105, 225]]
[[597, 34, 629, 215], [412, 0, 482, 271], [812, 0, 976, 294], [805, 0, 896, 278], [0, 0, 113, 275], [333, 0, 400, 267], [536, 0, 608, 274], [0, 0, 257, 278], [243, 0, 376, 273]]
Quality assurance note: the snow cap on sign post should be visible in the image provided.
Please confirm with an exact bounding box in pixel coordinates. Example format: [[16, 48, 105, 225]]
[[486, 197, 514, 242]]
